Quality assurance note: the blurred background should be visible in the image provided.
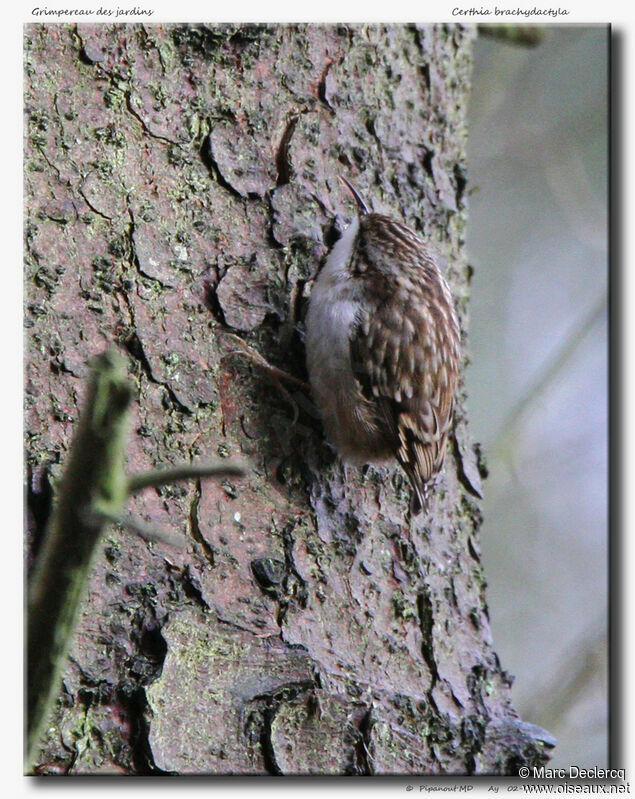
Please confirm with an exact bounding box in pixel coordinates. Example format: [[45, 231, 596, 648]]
[[465, 26, 608, 768]]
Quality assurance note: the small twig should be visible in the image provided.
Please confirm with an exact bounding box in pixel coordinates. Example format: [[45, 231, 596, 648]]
[[91, 508, 186, 549], [477, 25, 544, 47], [126, 461, 246, 495]]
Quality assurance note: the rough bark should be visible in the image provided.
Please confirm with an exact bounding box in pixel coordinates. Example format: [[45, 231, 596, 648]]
[[25, 22, 554, 775]]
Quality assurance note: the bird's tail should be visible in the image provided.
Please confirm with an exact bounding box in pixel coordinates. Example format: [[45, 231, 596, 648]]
[[406, 470, 429, 516]]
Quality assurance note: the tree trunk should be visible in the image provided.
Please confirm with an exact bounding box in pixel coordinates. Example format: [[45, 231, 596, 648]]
[[25, 22, 554, 775]]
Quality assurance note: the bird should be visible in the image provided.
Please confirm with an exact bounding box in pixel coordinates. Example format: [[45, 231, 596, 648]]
[[305, 177, 461, 513]]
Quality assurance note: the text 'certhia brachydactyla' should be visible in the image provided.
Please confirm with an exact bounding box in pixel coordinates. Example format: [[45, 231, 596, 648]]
[[305, 177, 461, 513]]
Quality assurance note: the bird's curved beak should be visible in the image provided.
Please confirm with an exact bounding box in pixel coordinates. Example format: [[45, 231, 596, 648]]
[[338, 175, 370, 216]]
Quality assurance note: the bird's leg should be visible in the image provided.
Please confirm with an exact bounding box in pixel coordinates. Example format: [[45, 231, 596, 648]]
[[220, 332, 310, 425]]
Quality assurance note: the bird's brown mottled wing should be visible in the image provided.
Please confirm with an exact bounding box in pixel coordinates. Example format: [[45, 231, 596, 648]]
[[350, 285, 458, 512]]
